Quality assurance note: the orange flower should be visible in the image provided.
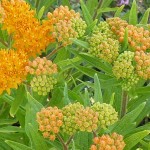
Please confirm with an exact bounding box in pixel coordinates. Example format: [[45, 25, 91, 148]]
[[0, 49, 27, 94], [1, 0, 54, 57], [90, 133, 126, 150]]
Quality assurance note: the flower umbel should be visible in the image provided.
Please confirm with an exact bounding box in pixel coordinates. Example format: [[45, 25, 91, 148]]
[[90, 132, 126, 150], [37, 106, 63, 141], [0, 49, 27, 94]]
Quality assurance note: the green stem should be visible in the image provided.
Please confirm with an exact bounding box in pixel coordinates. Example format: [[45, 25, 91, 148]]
[[66, 135, 74, 146], [121, 91, 128, 118], [93, 0, 103, 20], [35, 0, 40, 9], [46, 45, 63, 59], [0, 38, 8, 47]]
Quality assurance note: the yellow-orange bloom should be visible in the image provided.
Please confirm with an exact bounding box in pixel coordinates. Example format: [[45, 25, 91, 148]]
[[1, 0, 54, 57], [0, 49, 27, 94], [90, 133, 126, 150]]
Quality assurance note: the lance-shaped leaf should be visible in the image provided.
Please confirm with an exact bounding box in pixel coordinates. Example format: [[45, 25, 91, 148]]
[[5, 140, 33, 150], [9, 85, 26, 117], [140, 8, 150, 24], [111, 102, 146, 135], [80, 0, 93, 25], [94, 74, 103, 103], [115, 5, 125, 17], [124, 130, 150, 150], [129, 0, 138, 25]]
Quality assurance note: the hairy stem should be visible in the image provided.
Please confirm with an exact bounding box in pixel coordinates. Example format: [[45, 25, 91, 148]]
[[121, 91, 128, 118], [46, 45, 63, 59], [93, 0, 103, 20], [57, 134, 68, 150]]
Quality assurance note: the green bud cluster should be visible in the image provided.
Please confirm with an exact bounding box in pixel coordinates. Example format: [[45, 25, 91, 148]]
[[93, 21, 116, 39], [113, 51, 135, 79], [91, 102, 118, 129], [30, 75, 57, 96], [62, 102, 83, 135], [122, 73, 139, 91], [75, 107, 99, 132], [71, 18, 87, 38], [88, 33, 119, 63]]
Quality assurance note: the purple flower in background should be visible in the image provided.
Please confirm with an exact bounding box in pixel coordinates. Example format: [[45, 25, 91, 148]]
[[118, 0, 129, 6]]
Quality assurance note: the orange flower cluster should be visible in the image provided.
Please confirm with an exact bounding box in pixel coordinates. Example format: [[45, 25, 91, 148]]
[[135, 51, 150, 79], [106, 17, 128, 36], [25, 57, 57, 76], [48, 5, 80, 23], [90, 133, 126, 150], [47, 6, 86, 46], [37, 106, 63, 141], [0, 49, 27, 94], [1, 0, 54, 57], [107, 17, 150, 51]]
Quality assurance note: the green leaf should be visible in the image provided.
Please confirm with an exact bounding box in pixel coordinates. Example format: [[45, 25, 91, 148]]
[[129, 0, 138, 25], [101, 0, 113, 8], [115, 5, 125, 17], [71, 51, 113, 75], [111, 102, 146, 135], [97, 7, 118, 14], [5, 140, 33, 150], [86, 19, 98, 34], [10, 85, 26, 117], [135, 86, 150, 94], [25, 92, 44, 148], [80, 0, 93, 25], [124, 130, 150, 150], [0, 119, 18, 125], [0, 126, 24, 133], [27, 123, 48, 150], [71, 39, 90, 49], [71, 62, 112, 80], [62, 0, 71, 8], [86, 0, 98, 16], [38, 0, 55, 12], [94, 74, 103, 103], [64, 83, 70, 105], [135, 99, 150, 125], [84, 88, 91, 106], [140, 8, 150, 24], [37, 6, 45, 20]]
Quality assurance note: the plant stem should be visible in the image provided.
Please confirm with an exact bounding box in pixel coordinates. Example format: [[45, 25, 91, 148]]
[[46, 45, 63, 59], [66, 135, 74, 146], [35, 0, 40, 9], [121, 91, 128, 118], [93, 0, 103, 20], [92, 131, 97, 137], [57, 134, 68, 150], [0, 38, 8, 47]]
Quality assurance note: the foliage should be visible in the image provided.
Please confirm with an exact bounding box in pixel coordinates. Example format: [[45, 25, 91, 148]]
[[0, 0, 149, 150]]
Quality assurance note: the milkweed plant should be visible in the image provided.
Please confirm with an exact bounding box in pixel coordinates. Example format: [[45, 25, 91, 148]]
[[0, 0, 149, 150]]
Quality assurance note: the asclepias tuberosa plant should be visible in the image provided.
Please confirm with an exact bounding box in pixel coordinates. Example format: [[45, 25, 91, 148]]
[[0, 0, 149, 149]]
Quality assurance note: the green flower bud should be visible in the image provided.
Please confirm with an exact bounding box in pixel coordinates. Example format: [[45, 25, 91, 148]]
[[62, 102, 83, 135], [30, 75, 57, 96], [91, 102, 118, 129], [88, 32, 119, 63], [113, 51, 135, 79]]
